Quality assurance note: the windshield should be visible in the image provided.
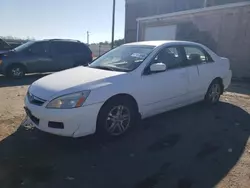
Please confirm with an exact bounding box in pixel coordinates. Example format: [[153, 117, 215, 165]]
[[89, 45, 155, 72], [13, 41, 34, 52]]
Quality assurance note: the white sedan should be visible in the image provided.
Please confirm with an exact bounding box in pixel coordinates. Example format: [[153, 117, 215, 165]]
[[24, 41, 232, 137]]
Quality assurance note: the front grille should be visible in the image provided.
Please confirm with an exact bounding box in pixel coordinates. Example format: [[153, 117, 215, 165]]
[[27, 92, 46, 106]]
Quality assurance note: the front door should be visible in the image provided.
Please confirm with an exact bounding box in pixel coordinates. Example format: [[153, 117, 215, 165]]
[[139, 46, 189, 118], [24, 42, 55, 73]]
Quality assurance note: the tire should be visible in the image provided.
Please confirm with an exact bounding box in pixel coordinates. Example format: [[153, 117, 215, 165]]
[[205, 80, 223, 104], [7, 64, 26, 79], [96, 98, 138, 138]]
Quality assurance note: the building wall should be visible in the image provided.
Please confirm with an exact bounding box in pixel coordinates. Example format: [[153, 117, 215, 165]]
[[138, 4, 250, 79], [125, 0, 250, 43]]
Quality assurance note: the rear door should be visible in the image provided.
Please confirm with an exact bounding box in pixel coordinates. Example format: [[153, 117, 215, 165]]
[[24, 42, 55, 73], [182, 45, 215, 97], [70, 43, 92, 66], [50, 41, 76, 70]]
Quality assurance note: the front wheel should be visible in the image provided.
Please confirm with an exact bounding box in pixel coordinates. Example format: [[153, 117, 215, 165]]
[[7, 65, 25, 79], [205, 80, 223, 104], [97, 99, 137, 137]]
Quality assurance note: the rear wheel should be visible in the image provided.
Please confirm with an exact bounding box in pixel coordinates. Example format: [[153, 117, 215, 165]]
[[7, 65, 25, 79], [97, 98, 138, 137], [205, 80, 223, 104]]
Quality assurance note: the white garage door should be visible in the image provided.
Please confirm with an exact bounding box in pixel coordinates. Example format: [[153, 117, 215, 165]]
[[144, 25, 177, 41]]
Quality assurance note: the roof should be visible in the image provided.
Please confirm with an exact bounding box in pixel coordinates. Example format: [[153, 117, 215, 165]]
[[136, 1, 250, 22], [124, 40, 201, 47], [42, 39, 81, 43]]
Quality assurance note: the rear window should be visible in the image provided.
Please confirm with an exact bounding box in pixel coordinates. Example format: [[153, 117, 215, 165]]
[[52, 41, 71, 54], [70, 43, 91, 54]]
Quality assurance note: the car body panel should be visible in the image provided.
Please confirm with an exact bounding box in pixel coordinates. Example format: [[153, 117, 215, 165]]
[[25, 96, 103, 137], [29, 66, 126, 100]]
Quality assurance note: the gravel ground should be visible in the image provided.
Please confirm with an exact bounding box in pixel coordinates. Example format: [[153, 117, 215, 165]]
[[0, 74, 250, 188]]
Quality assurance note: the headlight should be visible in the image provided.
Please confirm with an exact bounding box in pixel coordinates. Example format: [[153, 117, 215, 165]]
[[46, 91, 90, 109]]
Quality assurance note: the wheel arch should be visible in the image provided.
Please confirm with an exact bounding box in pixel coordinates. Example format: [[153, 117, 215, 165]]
[[97, 93, 140, 120], [212, 77, 224, 94], [5, 63, 27, 73]]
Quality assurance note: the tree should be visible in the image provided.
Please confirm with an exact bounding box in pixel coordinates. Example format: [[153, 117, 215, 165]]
[[114, 39, 124, 47]]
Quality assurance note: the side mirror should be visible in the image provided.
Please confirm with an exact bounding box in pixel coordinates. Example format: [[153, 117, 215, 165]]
[[150, 63, 167, 73]]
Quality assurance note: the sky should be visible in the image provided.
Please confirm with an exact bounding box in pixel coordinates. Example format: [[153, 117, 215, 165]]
[[1, 0, 125, 43]]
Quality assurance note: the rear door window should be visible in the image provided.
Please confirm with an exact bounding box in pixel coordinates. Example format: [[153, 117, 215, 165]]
[[70, 43, 91, 55], [183, 46, 213, 66], [51, 41, 72, 55], [70, 43, 81, 53], [51, 41, 92, 57]]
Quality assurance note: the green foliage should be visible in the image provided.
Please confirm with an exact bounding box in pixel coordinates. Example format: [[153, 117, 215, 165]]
[[93, 39, 124, 47]]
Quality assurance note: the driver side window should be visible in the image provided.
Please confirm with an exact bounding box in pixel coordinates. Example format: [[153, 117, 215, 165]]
[[29, 42, 47, 55], [154, 47, 182, 70]]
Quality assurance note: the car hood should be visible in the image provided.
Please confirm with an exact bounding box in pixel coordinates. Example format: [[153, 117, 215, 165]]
[[29, 66, 125, 100], [0, 50, 9, 56], [0, 50, 18, 59]]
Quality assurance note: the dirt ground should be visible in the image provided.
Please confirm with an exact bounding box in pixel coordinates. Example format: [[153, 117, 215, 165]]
[[0, 74, 250, 188]]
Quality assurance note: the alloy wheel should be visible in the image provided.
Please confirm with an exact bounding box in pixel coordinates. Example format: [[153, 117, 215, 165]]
[[11, 67, 24, 78], [105, 105, 131, 136], [208, 83, 221, 103]]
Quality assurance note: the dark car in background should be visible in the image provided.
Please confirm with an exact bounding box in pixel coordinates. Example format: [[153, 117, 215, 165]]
[[0, 39, 93, 78]]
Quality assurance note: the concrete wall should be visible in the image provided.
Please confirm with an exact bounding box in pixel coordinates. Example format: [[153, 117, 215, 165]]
[[125, 0, 250, 43], [138, 4, 250, 79]]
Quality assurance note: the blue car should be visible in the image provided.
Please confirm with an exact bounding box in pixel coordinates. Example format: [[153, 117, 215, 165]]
[[0, 39, 93, 78]]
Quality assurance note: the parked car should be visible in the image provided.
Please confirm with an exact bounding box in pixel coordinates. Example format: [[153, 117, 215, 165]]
[[24, 41, 232, 138], [0, 39, 93, 78]]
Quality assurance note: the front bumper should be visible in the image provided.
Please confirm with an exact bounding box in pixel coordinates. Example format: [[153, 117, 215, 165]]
[[24, 96, 103, 137]]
